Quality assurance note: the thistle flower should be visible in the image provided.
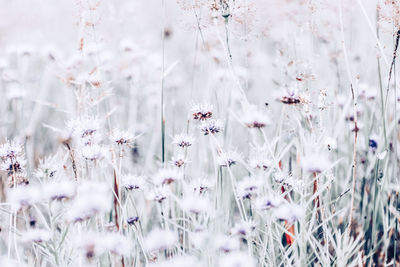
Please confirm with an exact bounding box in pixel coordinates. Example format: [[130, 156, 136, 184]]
[[170, 154, 189, 168], [230, 221, 257, 237], [66, 117, 101, 145], [217, 150, 241, 167], [21, 229, 51, 243], [81, 145, 106, 161], [248, 145, 271, 170], [110, 129, 136, 146], [236, 177, 262, 200], [144, 228, 177, 252], [255, 195, 285, 211], [153, 168, 182, 185], [7, 185, 41, 211], [0, 139, 27, 184], [42, 180, 76, 201], [66, 181, 110, 222], [33, 153, 62, 179], [241, 108, 270, 129], [181, 196, 211, 215], [200, 119, 224, 135], [75, 232, 131, 258], [273, 203, 303, 223], [172, 133, 195, 148], [121, 174, 145, 190], [191, 103, 213, 121], [301, 154, 330, 173], [147, 186, 170, 203], [214, 235, 240, 253], [191, 178, 213, 194]]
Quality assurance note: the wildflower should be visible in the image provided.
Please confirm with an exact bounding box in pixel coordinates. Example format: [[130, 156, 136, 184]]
[[241, 108, 270, 129], [273, 203, 303, 223], [122, 174, 145, 190], [172, 133, 195, 148], [301, 154, 330, 173], [217, 150, 241, 167], [191, 103, 213, 121], [170, 154, 189, 168], [230, 221, 256, 237], [0, 139, 28, 185], [181, 196, 211, 215], [255, 195, 285, 210], [147, 187, 170, 203], [21, 229, 51, 243], [153, 168, 182, 185], [75, 232, 131, 258], [81, 145, 106, 161], [7, 185, 41, 211], [66, 181, 111, 222], [236, 177, 262, 200], [42, 180, 76, 201], [144, 228, 177, 252], [33, 154, 61, 179], [191, 178, 213, 194], [248, 145, 271, 170], [214, 235, 240, 253], [66, 117, 101, 145], [110, 129, 136, 146], [200, 119, 223, 135]]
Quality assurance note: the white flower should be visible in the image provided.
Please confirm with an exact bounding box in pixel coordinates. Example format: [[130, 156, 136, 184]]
[[301, 154, 330, 173], [191, 103, 213, 121], [255, 195, 285, 211], [144, 228, 177, 252], [217, 150, 241, 167], [241, 107, 270, 129], [153, 168, 182, 185], [147, 186, 170, 203], [7, 185, 41, 211], [230, 220, 256, 237], [110, 129, 136, 146], [170, 154, 189, 168], [121, 174, 145, 190], [81, 145, 106, 161], [181, 196, 211, 215], [248, 145, 271, 170], [172, 133, 195, 148], [21, 229, 51, 243], [43, 180, 76, 200], [272, 203, 303, 223], [75, 232, 130, 258], [66, 181, 111, 222], [214, 235, 240, 253], [200, 119, 224, 135], [236, 177, 262, 200]]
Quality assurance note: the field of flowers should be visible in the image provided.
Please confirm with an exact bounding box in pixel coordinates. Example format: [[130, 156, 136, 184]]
[[0, 0, 399, 266]]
